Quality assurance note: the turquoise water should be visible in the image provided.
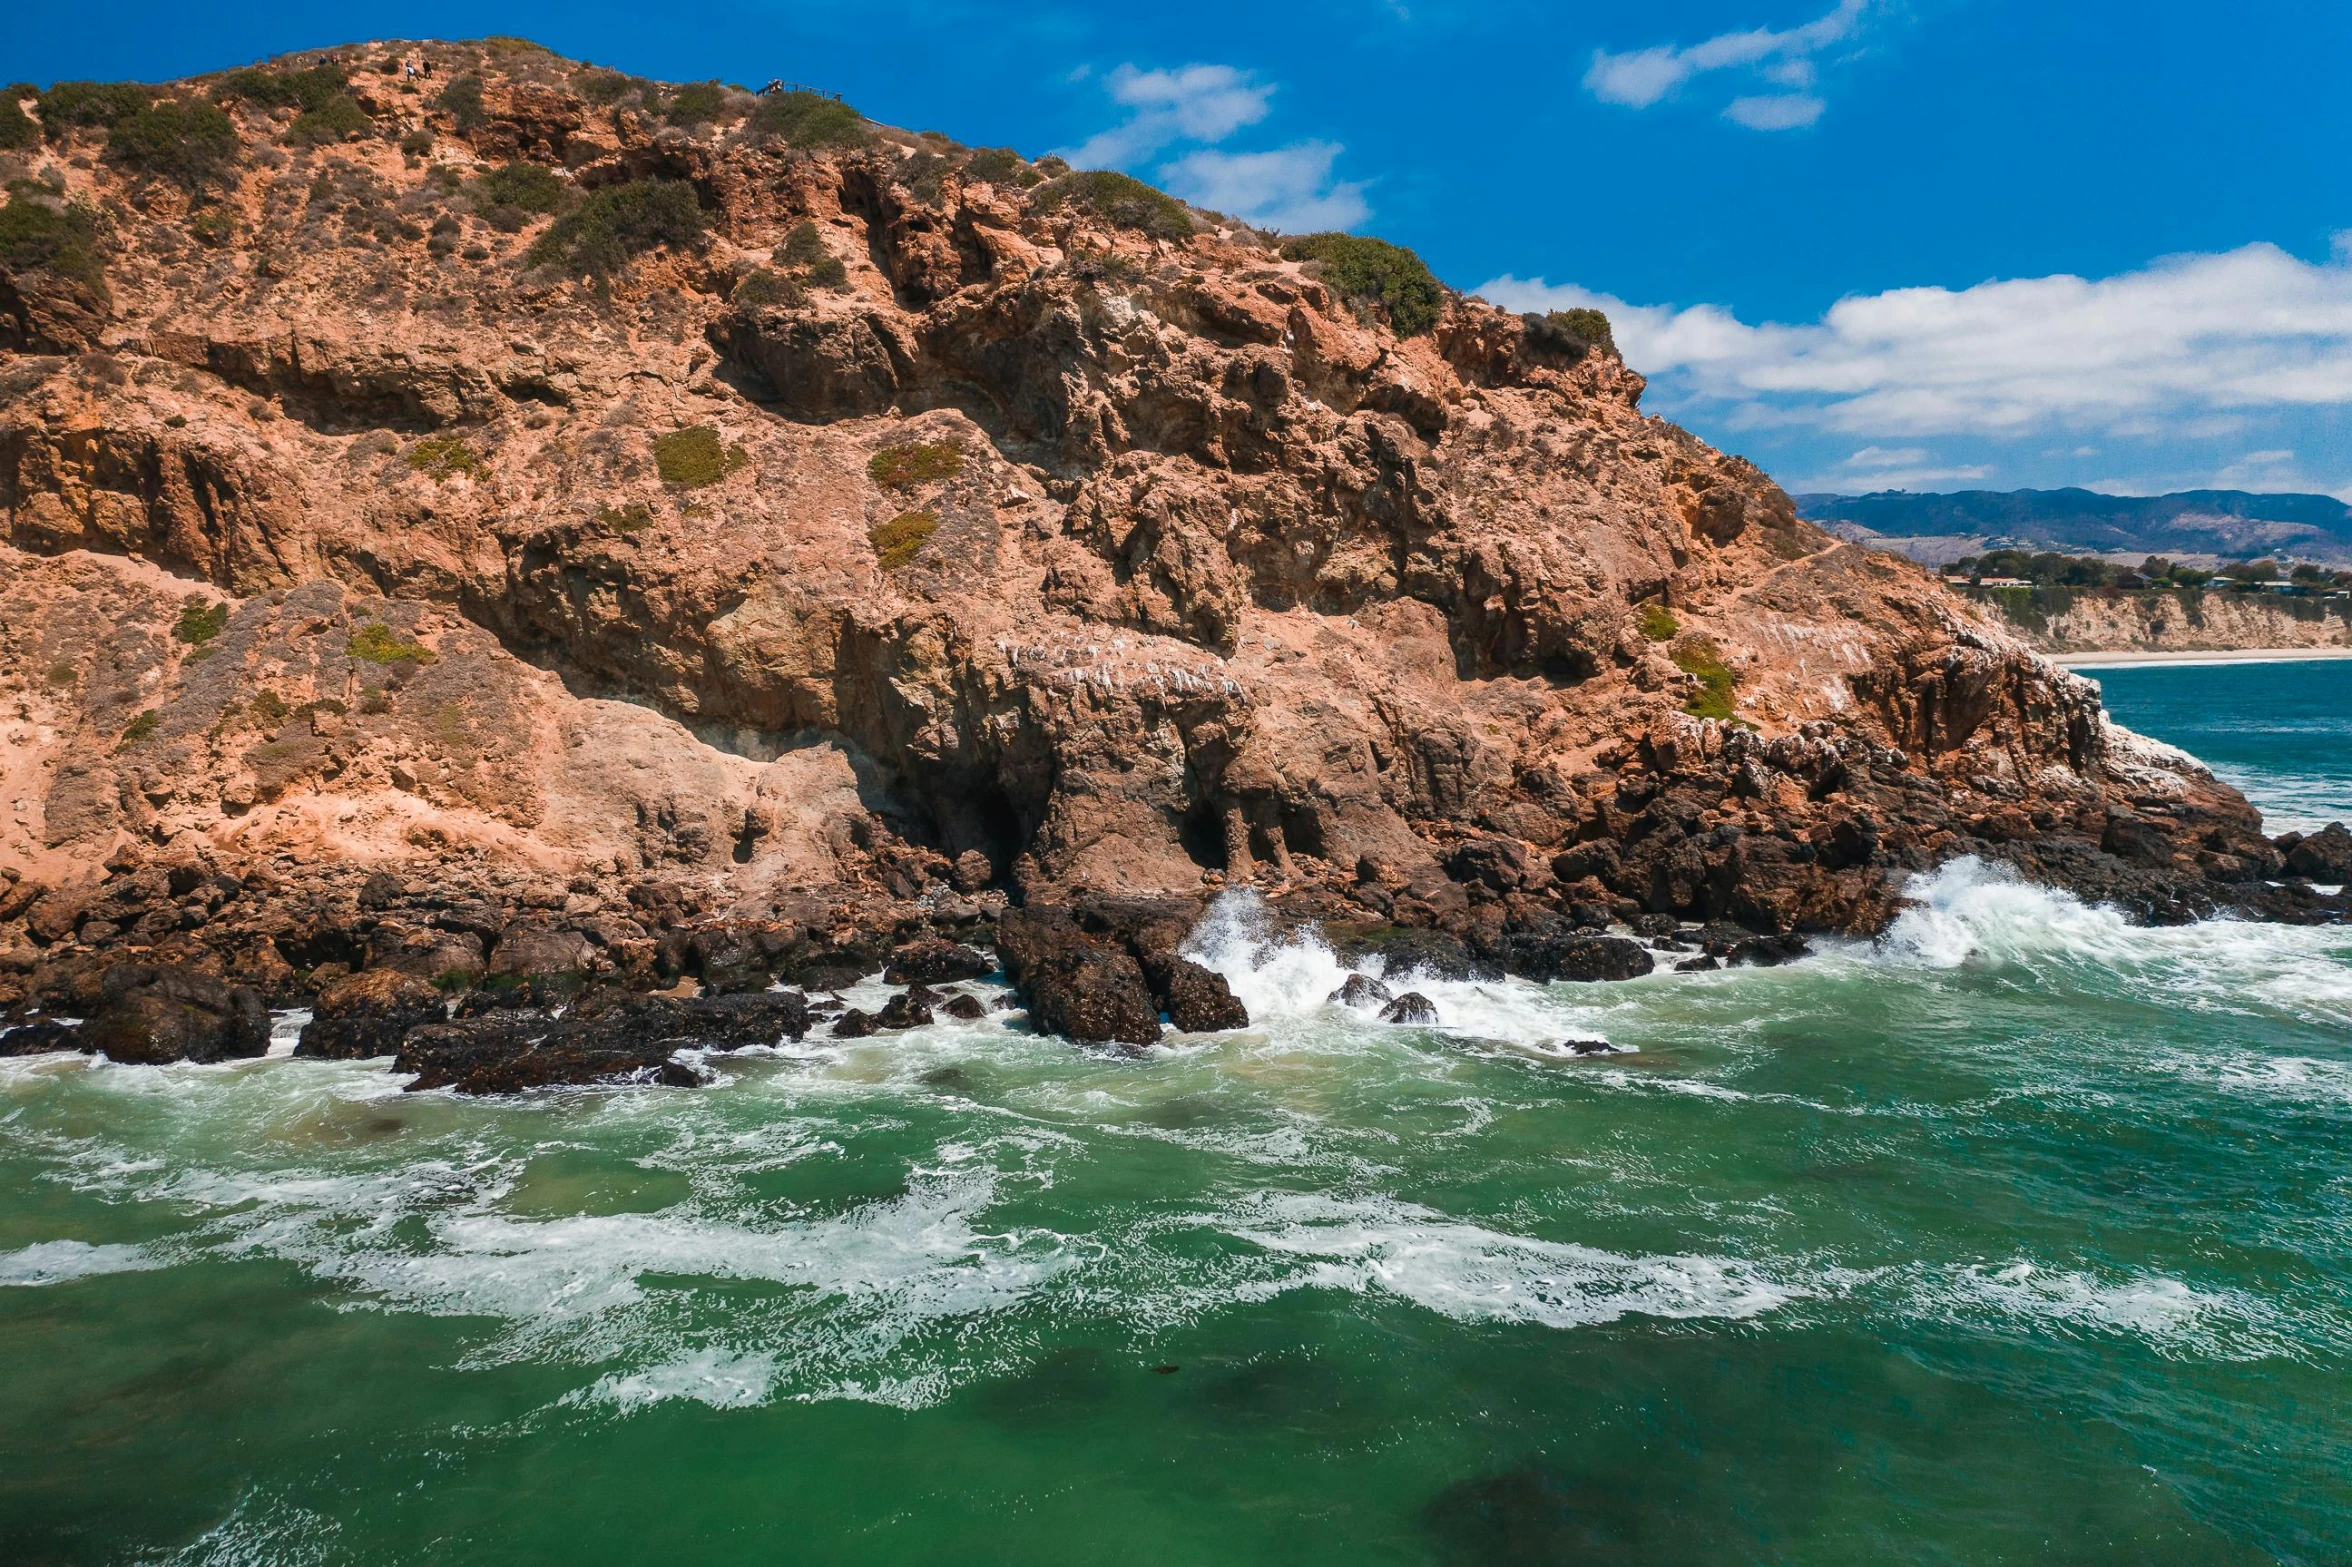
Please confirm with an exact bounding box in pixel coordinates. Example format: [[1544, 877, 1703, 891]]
[[2091, 656, 2352, 836], [5, 667, 2352, 1564]]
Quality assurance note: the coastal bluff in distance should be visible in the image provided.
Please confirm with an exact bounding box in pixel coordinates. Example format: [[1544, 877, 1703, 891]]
[[2, 40, 2343, 1079]]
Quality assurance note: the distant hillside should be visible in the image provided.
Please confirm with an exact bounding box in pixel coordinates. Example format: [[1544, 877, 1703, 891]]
[[1794, 488, 2352, 562]]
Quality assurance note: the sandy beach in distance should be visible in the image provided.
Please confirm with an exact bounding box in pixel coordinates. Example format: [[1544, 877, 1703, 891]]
[[2052, 648, 2352, 670]]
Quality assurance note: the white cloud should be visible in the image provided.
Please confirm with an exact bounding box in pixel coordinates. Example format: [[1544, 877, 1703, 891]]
[[1723, 93, 1825, 130], [1479, 243, 2352, 442], [1059, 64, 1273, 170], [1160, 143, 1371, 232], [1062, 61, 1373, 234], [1787, 446, 1991, 492], [1585, 0, 1868, 128]]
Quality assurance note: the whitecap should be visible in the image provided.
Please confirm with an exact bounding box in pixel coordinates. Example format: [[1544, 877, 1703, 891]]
[[1210, 1190, 1800, 1329], [0, 1238, 167, 1287], [568, 1347, 781, 1412]]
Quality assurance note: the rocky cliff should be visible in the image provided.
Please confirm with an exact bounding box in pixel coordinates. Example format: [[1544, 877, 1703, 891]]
[[1, 41, 2340, 1057], [1973, 586, 2352, 657]]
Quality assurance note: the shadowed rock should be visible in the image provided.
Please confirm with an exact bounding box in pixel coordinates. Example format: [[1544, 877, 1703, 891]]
[[297, 968, 446, 1060], [1381, 992, 1439, 1025], [1328, 973, 1394, 1008], [83, 964, 268, 1065]]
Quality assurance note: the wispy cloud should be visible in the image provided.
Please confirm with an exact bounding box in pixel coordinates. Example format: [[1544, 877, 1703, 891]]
[[1585, 0, 1869, 130], [1160, 143, 1370, 232], [1060, 64, 1273, 170], [1787, 446, 1992, 492], [1481, 244, 2352, 438], [1061, 62, 1371, 233]]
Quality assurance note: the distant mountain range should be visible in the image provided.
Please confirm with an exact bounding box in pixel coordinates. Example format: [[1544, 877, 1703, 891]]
[[1793, 488, 2352, 563]]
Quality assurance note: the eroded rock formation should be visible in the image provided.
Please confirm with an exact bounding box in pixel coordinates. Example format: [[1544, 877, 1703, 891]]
[[0, 42, 2340, 1077]]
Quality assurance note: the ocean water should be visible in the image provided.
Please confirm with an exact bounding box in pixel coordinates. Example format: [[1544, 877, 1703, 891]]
[[5, 670, 2352, 1564], [2091, 656, 2352, 836]]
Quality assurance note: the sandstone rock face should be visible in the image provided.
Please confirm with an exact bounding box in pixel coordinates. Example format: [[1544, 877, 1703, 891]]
[[0, 42, 2339, 1047]]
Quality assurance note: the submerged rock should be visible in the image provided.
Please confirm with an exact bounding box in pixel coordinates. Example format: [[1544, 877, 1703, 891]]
[[831, 1008, 878, 1039], [83, 964, 269, 1065], [1381, 992, 1440, 1025], [941, 993, 987, 1020]]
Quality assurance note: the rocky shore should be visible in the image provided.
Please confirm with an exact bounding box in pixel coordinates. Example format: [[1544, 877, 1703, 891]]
[[3, 41, 2347, 1089]]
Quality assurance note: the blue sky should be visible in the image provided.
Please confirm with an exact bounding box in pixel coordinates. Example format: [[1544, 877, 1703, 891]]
[[12, 1, 2350, 499]]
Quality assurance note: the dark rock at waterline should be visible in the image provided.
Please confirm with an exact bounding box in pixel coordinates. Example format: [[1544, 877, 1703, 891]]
[[1381, 992, 1440, 1025], [995, 907, 1164, 1048], [296, 968, 446, 1060], [1328, 925, 1480, 981], [1502, 934, 1655, 984], [1563, 1038, 1617, 1056], [2280, 822, 2352, 882], [1676, 955, 1721, 972], [1139, 951, 1250, 1033], [875, 990, 934, 1029], [1630, 913, 1680, 939], [831, 1007, 878, 1039], [1329, 972, 1395, 1008], [884, 939, 995, 985], [394, 990, 811, 1093], [792, 962, 871, 994], [941, 993, 987, 1020], [1725, 932, 1810, 968], [83, 964, 269, 1065], [0, 1019, 84, 1056]]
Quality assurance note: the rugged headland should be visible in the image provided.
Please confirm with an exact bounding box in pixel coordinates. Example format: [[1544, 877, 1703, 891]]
[[3, 42, 2345, 1082]]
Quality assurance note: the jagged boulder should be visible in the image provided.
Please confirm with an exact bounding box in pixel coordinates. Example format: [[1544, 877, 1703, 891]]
[[1328, 973, 1394, 1008], [2281, 823, 2352, 883], [1380, 992, 1440, 1025], [394, 990, 810, 1093], [296, 968, 446, 1059], [1502, 935, 1655, 984], [82, 964, 269, 1064]]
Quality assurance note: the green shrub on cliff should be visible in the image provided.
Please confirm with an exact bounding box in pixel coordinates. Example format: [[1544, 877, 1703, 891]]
[[37, 81, 150, 135], [174, 597, 229, 645], [436, 74, 487, 130], [349, 621, 435, 665], [867, 439, 962, 489], [1035, 169, 1195, 241], [405, 434, 481, 478], [1279, 232, 1442, 336], [0, 196, 106, 291], [653, 426, 748, 487], [471, 161, 566, 214], [870, 509, 938, 570], [1672, 638, 1737, 721], [664, 81, 730, 127], [525, 178, 703, 276], [0, 96, 37, 151], [731, 267, 805, 307], [216, 65, 347, 113], [288, 95, 372, 145], [1524, 307, 1616, 360], [963, 147, 1038, 187], [104, 101, 239, 189], [749, 89, 868, 149], [1635, 602, 1678, 641]]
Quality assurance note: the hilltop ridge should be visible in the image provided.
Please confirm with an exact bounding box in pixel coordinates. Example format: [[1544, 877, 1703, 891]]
[[0, 39, 2338, 1061]]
